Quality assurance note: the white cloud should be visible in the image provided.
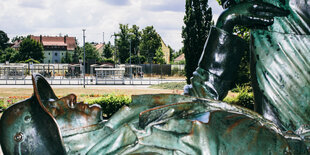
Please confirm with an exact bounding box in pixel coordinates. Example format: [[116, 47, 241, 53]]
[[0, 0, 223, 51]]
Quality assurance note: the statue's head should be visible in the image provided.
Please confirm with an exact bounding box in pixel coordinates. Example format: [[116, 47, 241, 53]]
[[0, 74, 106, 154], [220, 0, 263, 9], [31, 74, 103, 134]]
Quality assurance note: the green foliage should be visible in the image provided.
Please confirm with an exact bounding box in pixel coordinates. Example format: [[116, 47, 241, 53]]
[[154, 47, 166, 64], [233, 26, 251, 86], [102, 42, 114, 59], [0, 48, 20, 63], [139, 26, 162, 63], [149, 82, 187, 90], [19, 58, 40, 64], [80, 43, 101, 62], [0, 30, 9, 50], [125, 55, 146, 64], [182, 0, 212, 84], [19, 37, 44, 62], [61, 51, 73, 63], [0, 100, 9, 112], [168, 45, 175, 62], [72, 47, 80, 63], [86, 94, 131, 118], [171, 67, 186, 76], [130, 25, 141, 56], [223, 85, 254, 110], [103, 58, 115, 64], [216, 0, 222, 5], [11, 36, 25, 43], [115, 24, 131, 63]]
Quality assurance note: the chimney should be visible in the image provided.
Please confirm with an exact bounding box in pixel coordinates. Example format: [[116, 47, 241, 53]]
[[64, 36, 67, 43], [40, 35, 42, 43]]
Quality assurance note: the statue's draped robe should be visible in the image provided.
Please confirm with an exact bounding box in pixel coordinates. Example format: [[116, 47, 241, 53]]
[[62, 95, 307, 154], [251, 0, 310, 132]]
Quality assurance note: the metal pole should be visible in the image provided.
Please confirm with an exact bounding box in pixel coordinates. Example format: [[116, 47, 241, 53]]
[[129, 39, 132, 84], [83, 29, 86, 88], [103, 32, 105, 43]]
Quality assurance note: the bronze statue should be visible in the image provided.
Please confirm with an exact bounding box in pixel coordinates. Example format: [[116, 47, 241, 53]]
[[1, 0, 309, 154], [185, 0, 310, 151]]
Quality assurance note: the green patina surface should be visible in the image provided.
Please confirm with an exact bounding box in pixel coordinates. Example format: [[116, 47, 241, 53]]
[[1, 0, 310, 154]]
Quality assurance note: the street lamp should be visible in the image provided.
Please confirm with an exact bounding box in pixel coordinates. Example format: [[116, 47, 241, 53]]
[[82, 29, 86, 88], [127, 33, 134, 84]]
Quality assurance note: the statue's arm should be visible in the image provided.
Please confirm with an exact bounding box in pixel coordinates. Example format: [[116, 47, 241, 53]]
[[185, 1, 289, 100], [185, 27, 247, 100]]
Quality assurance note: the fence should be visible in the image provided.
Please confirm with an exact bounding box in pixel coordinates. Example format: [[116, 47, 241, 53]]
[[0, 63, 185, 85]]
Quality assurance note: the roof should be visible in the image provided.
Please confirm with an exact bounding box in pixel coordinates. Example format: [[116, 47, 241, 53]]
[[95, 43, 104, 50], [11, 41, 21, 49], [174, 53, 185, 62], [31, 35, 76, 51]]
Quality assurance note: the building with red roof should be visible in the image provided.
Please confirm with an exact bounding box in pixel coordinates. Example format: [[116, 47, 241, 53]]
[[31, 35, 76, 63]]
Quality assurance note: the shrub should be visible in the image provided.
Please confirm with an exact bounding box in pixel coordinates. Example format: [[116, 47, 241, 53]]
[[224, 85, 254, 110], [86, 94, 131, 118], [171, 68, 185, 76], [103, 58, 115, 64]]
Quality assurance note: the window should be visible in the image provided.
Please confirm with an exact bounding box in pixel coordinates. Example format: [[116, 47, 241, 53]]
[[49, 52, 50, 55], [62, 53, 64, 56], [48, 60, 50, 63], [55, 52, 58, 56]]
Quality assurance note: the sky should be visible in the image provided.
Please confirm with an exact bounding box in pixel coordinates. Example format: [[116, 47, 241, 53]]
[[0, 0, 223, 51]]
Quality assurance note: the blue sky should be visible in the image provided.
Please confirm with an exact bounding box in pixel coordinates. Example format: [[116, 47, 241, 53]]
[[0, 0, 223, 51]]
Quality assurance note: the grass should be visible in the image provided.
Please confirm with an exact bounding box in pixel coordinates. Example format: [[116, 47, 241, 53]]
[[149, 82, 186, 90], [0, 86, 179, 115], [0, 87, 177, 101]]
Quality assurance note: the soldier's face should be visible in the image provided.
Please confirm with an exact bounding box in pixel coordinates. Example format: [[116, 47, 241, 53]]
[[46, 94, 102, 131]]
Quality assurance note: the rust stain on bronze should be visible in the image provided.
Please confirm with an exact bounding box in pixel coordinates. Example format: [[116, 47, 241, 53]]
[[226, 118, 249, 134], [224, 114, 241, 120], [200, 87, 206, 97], [6, 105, 24, 126], [152, 95, 169, 106]]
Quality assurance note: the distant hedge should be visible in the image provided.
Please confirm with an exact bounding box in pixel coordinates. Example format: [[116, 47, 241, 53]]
[[86, 94, 131, 118]]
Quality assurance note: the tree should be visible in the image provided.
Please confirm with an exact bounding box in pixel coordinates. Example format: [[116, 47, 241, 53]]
[[72, 47, 80, 63], [125, 55, 146, 64], [102, 42, 113, 59], [168, 45, 175, 62], [115, 24, 131, 63], [11, 36, 25, 43], [0, 48, 20, 63], [0, 30, 9, 50], [61, 51, 72, 63], [19, 37, 44, 62], [233, 26, 251, 86], [154, 47, 166, 64], [182, 0, 212, 84], [80, 43, 100, 62], [130, 25, 141, 56], [139, 26, 161, 63]]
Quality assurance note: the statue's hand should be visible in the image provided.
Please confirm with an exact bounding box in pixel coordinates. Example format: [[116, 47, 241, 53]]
[[216, 1, 289, 33], [190, 70, 215, 99]]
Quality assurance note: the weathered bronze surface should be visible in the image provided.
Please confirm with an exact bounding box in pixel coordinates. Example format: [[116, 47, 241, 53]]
[[1, 0, 310, 154], [185, 0, 310, 153], [1, 74, 308, 154]]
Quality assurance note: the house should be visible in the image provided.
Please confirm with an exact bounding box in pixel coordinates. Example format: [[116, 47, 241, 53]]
[[31, 35, 76, 63], [93, 43, 105, 55], [11, 40, 22, 51], [161, 40, 170, 64], [174, 53, 185, 64]]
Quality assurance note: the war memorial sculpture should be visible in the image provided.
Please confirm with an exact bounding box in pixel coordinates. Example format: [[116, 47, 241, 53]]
[[0, 0, 309, 154]]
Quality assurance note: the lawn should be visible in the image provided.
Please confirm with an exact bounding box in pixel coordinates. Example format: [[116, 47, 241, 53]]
[[0, 86, 179, 113]]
